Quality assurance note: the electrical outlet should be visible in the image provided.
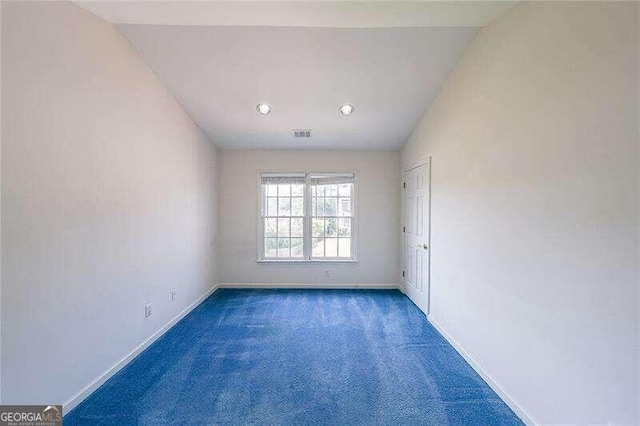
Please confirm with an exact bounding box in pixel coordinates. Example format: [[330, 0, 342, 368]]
[[170, 289, 177, 302], [323, 269, 331, 278], [144, 303, 152, 318]]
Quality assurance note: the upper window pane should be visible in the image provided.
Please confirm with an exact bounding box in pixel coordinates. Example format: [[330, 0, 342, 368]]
[[338, 184, 351, 197], [324, 198, 337, 216], [278, 184, 290, 197], [278, 198, 291, 216], [267, 198, 278, 216], [266, 185, 278, 196], [338, 198, 351, 216], [291, 184, 304, 196], [325, 185, 338, 196]]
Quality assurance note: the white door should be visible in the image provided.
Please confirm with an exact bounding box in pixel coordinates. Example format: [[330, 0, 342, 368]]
[[403, 162, 430, 314]]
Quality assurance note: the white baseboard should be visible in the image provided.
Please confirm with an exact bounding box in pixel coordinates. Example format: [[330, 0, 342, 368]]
[[427, 315, 537, 425], [218, 283, 400, 290], [63, 284, 220, 414]]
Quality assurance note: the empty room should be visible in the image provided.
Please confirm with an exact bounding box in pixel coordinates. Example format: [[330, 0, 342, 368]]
[[1, 0, 638, 424]]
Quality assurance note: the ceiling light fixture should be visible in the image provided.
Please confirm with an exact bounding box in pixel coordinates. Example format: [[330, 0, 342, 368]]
[[339, 104, 355, 116], [256, 103, 272, 115]]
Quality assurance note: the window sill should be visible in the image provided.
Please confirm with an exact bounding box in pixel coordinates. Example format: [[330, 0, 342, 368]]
[[257, 259, 359, 264]]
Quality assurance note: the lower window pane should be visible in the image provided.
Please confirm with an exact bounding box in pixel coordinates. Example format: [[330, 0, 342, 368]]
[[325, 238, 338, 257], [291, 218, 303, 237], [291, 238, 304, 258], [291, 197, 304, 216], [325, 218, 337, 237], [312, 219, 324, 237], [264, 218, 277, 237], [277, 238, 290, 258], [264, 238, 278, 258], [312, 238, 324, 257], [278, 218, 290, 237], [338, 238, 351, 258], [338, 218, 351, 237]]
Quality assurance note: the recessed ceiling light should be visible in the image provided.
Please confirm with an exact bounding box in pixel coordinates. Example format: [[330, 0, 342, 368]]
[[339, 104, 355, 116], [256, 103, 272, 115]]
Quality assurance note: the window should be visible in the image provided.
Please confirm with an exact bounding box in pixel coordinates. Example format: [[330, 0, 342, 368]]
[[261, 173, 306, 260], [310, 173, 354, 259], [260, 172, 355, 261]]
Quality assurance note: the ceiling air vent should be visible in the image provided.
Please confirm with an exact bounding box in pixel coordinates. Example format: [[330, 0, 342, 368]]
[[293, 129, 312, 138]]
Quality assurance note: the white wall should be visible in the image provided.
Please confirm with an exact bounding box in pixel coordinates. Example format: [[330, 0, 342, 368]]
[[402, 1, 638, 424], [218, 150, 399, 286], [1, 1, 218, 405]]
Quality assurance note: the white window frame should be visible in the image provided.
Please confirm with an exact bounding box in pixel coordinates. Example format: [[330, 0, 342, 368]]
[[257, 171, 357, 263]]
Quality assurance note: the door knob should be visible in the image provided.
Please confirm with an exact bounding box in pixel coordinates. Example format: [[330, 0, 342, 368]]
[[422, 244, 428, 250]]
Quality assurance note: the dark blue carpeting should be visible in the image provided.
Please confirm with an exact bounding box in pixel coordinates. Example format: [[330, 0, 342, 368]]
[[65, 289, 522, 425]]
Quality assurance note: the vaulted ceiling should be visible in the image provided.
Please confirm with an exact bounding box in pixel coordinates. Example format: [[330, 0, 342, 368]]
[[78, 1, 516, 150]]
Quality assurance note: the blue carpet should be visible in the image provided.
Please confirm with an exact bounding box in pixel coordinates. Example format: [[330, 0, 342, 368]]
[[64, 289, 523, 425]]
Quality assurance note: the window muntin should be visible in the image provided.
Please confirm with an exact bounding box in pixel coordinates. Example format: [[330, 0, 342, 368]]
[[260, 172, 355, 261]]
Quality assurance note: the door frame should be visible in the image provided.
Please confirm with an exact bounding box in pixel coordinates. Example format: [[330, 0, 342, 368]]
[[402, 158, 432, 315]]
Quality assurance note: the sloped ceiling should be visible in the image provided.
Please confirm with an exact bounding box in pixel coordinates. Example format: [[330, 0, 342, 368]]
[[78, 2, 516, 149]]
